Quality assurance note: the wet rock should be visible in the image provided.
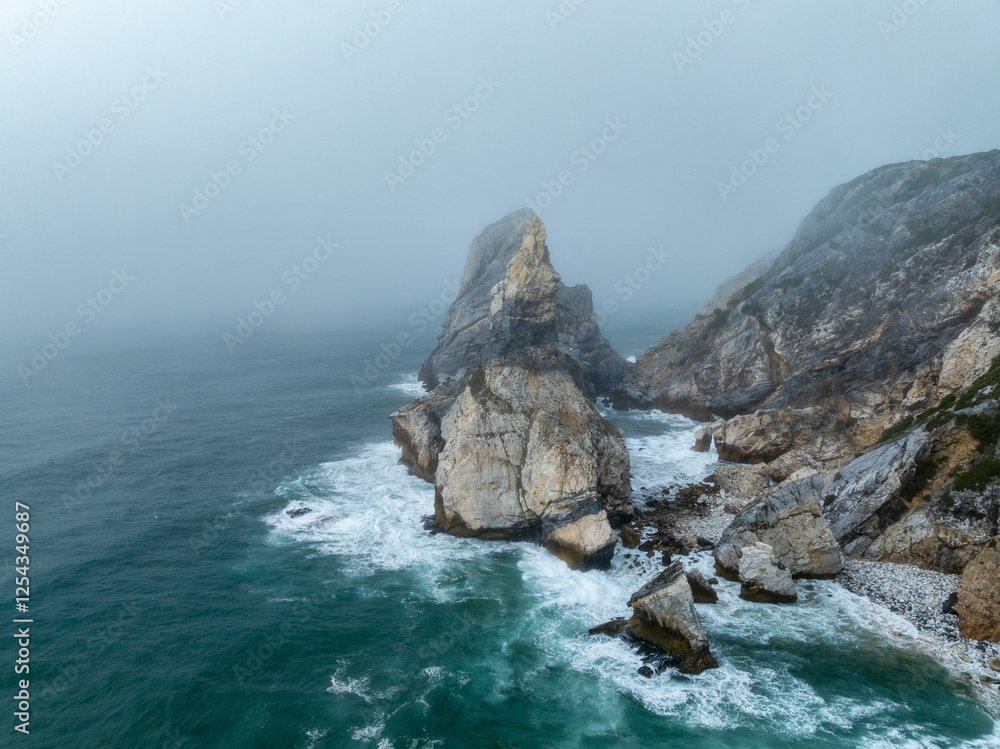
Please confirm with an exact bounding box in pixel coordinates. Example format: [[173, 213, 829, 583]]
[[637, 665, 654, 678], [692, 424, 713, 452], [715, 474, 841, 579], [943, 591, 959, 616], [588, 618, 628, 637], [687, 568, 719, 604], [619, 525, 641, 549], [286, 507, 312, 518], [626, 560, 718, 674], [738, 542, 797, 603]]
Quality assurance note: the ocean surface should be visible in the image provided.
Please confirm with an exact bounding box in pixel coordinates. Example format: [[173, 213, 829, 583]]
[[3, 325, 998, 748]]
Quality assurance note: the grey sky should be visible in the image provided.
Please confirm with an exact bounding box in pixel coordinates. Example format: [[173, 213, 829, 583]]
[[2, 0, 999, 373]]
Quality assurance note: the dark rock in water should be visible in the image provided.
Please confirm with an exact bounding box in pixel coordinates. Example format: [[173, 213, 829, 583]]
[[638, 539, 655, 552], [637, 665, 654, 678], [619, 525, 641, 549], [588, 618, 628, 637], [943, 591, 959, 616], [627, 560, 718, 674], [661, 551, 673, 566], [708, 577, 719, 585], [286, 507, 312, 518], [696, 536, 715, 550], [687, 568, 719, 604]]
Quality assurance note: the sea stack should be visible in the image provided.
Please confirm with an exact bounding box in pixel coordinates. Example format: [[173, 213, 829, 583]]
[[392, 211, 632, 569]]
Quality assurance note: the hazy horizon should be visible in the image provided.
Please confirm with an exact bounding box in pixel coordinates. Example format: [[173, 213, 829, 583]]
[[3, 0, 1000, 382]]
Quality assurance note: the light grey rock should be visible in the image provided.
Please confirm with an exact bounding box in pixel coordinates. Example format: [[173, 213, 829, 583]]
[[823, 429, 931, 555], [738, 542, 797, 603], [715, 474, 841, 578], [627, 561, 718, 673]]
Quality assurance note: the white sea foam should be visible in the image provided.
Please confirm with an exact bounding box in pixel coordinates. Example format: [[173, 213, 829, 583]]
[[388, 374, 426, 398]]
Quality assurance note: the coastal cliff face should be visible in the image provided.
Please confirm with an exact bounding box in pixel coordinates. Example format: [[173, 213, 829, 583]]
[[392, 213, 631, 569], [625, 151, 1000, 463]]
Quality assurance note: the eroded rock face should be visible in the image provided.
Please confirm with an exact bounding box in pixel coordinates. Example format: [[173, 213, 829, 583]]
[[627, 561, 718, 674], [738, 542, 797, 603], [823, 429, 931, 556], [715, 475, 841, 579], [955, 542, 1000, 641], [393, 212, 632, 569], [627, 151, 1000, 461], [686, 568, 719, 604], [418, 209, 627, 398], [434, 354, 630, 567]]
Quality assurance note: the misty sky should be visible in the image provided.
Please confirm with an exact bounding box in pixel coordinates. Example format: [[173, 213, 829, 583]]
[[2, 0, 999, 378]]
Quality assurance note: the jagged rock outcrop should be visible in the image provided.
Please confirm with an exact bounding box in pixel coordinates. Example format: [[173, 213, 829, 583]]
[[626, 150, 1000, 466], [715, 475, 842, 579], [823, 429, 931, 556], [392, 213, 631, 569], [627, 561, 718, 673], [418, 209, 627, 398], [955, 542, 1000, 641], [738, 542, 798, 603]]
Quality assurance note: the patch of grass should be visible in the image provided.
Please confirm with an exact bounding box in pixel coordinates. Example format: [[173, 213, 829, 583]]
[[962, 412, 1000, 452], [878, 415, 915, 444], [901, 457, 940, 501], [824, 495, 836, 507], [468, 365, 486, 397], [705, 307, 730, 332], [953, 457, 1000, 493], [956, 353, 1000, 410]]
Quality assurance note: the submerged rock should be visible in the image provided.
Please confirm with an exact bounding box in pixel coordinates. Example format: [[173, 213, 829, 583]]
[[738, 542, 797, 603], [955, 542, 1000, 641], [626, 561, 718, 674], [715, 474, 841, 579]]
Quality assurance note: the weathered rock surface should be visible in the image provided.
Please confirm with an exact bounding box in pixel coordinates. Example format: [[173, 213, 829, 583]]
[[708, 463, 772, 499], [823, 429, 931, 555], [955, 542, 1000, 641], [393, 213, 631, 569], [715, 475, 841, 578], [686, 568, 719, 604], [627, 561, 718, 673], [738, 542, 798, 603], [418, 209, 627, 398], [625, 151, 1000, 463]]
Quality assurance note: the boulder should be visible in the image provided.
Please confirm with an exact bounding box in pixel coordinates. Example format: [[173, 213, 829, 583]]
[[686, 568, 719, 604], [692, 424, 714, 452], [619, 525, 641, 549], [714, 474, 841, 578], [738, 542, 797, 603], [709, 463, 772, 499], [626, 561, 718, 674], [955, 542, 1000, 641]]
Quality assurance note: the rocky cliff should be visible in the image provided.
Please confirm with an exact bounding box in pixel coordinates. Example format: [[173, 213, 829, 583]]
[[392, 213, 631, 569], [625, 150, 1000, 466]]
